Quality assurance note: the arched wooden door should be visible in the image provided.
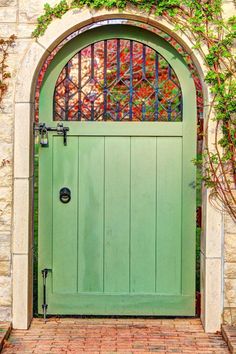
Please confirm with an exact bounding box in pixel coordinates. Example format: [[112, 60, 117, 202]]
[[38, 25, 196, 316]]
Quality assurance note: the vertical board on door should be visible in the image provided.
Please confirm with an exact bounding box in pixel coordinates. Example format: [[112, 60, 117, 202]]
[[78, 137, 105, 292]]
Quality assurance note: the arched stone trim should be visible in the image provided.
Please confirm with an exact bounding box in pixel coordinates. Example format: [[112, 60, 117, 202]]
[[13, 7, 223, 332]]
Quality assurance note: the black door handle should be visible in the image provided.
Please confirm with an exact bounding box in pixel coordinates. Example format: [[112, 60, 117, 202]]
[[59, 187, 71, 203]]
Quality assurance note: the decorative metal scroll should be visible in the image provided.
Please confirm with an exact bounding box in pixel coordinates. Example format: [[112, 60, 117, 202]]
[[53, 39, 182, 121]]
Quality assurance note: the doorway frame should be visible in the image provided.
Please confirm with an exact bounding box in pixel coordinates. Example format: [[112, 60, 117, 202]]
[[38, 24, 196, 315], [12, 7, 224, 332]]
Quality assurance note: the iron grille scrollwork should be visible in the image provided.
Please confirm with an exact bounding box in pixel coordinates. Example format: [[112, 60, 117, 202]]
[[53, 39, 182, 122]]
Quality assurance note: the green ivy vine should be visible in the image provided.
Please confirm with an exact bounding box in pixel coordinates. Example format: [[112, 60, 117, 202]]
[[33, 0, 236, 220]]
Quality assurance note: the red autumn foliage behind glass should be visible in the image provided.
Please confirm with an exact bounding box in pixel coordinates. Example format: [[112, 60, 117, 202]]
[[53, 39, 182, 121]]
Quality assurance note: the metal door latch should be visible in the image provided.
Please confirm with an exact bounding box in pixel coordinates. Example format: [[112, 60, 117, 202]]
[[34, 122, 69, 146], [42, 268, 52, 322]]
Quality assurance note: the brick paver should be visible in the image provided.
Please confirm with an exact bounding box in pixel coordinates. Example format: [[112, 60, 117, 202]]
[[2, 318, 229, 353], [0, 322, 11, 351]]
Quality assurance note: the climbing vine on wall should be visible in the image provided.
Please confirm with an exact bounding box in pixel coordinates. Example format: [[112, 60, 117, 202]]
[[0, 35, 15, 193], [28, 1, 236, 221], [0, 35, 16, 107]]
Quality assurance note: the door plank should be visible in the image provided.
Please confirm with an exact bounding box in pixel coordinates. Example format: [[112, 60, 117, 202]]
[[48, 292, 194, 316], [78, 137, 105, 292], [104, 137, 130, 293], [52, 136, 78, 293], [130, 137, 156, 293], [156, 137, 182, 295]]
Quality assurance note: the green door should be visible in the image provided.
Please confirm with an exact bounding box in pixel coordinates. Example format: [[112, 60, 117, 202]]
[[38, 25, 196, 316]]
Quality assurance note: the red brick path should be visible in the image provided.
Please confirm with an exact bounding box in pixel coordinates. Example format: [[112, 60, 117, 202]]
[[2, 318, 229, 353], [0, 322, 11, 351]]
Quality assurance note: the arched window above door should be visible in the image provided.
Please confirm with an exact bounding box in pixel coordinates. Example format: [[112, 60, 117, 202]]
[[53, 39, 182, 122]]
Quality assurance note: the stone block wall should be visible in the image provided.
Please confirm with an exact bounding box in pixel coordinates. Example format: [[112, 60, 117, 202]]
[[0, 0, 57, 321], [224, 214, 236, 325], [222, 0, 236, 324], [0, 0, 235, 326], [0, 0, 15, 320]]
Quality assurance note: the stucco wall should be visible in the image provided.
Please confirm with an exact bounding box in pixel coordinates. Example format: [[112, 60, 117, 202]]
[[0, 0, 235, 327]]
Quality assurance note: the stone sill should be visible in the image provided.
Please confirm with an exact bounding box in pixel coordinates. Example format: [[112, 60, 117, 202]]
[[222, 325, 236, 353]]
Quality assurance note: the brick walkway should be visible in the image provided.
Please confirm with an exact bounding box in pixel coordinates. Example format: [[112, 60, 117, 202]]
[[2, 318, 229, 353], [0, 322, 11, 351]]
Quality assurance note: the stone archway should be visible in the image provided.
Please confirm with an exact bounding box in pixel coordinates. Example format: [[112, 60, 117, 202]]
[[12, 7, 223, 332]]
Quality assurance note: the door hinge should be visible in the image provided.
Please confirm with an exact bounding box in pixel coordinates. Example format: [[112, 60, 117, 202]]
[[34, 122, 69, 146], [42, 268, 52, 323]]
